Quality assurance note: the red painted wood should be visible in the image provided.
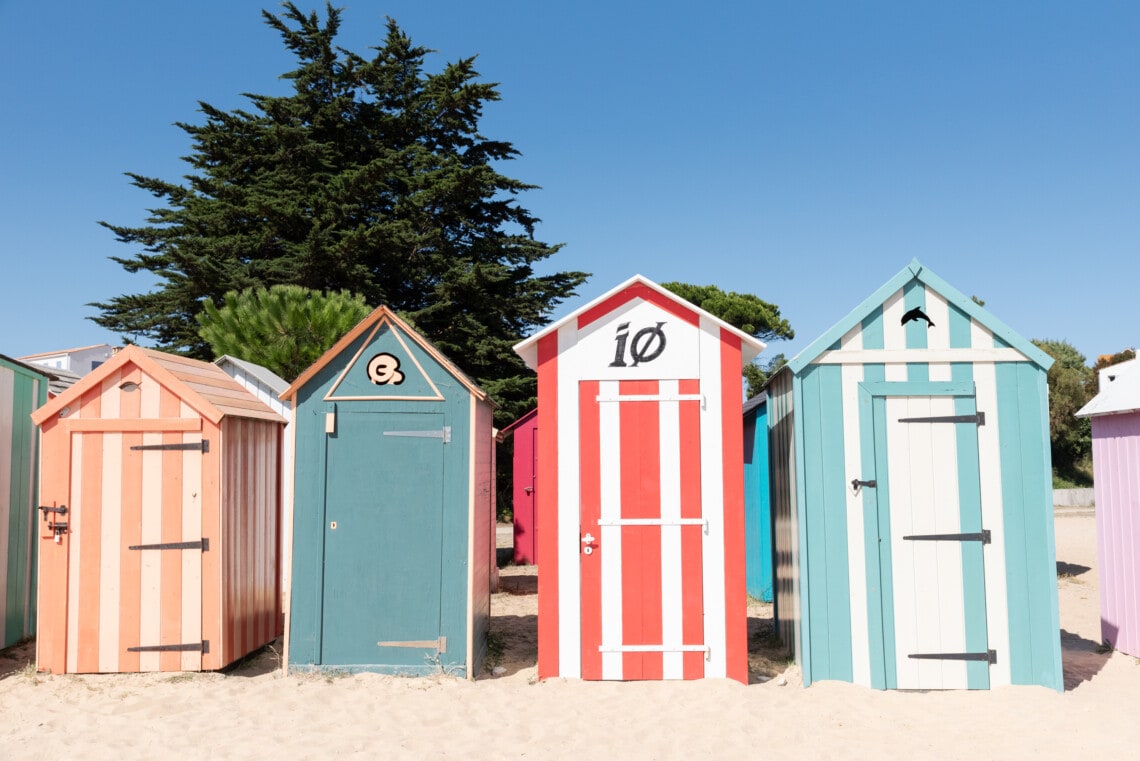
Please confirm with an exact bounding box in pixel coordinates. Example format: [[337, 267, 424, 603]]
[[718, 330, 749, 684], [577, 283, 700, 331], [578, 381, 603, 679], [679, 379, 706, 679], [536, 333, 560, 680]]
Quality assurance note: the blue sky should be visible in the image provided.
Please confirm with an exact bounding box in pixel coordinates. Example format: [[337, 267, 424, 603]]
[[1, 1, 1137, 366]]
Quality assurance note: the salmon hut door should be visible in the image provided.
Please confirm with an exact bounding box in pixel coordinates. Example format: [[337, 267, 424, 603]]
[[514, 275, 764, 684]]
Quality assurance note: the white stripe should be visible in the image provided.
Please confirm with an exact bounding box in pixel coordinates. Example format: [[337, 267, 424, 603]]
[[66, 433, 83, 673], [971, 321, 1011, 686], [597, 393, 703, 403], [138, 378, 162, 672], [698, 316, 726, 678], [597, 518, 705, 527], [598, 379, 624, 680], [813, 347, 1029, 365], [881, 291, 908, 382], [556, 324, 582, 678], [839, 325, 871, 686], [98, 375, 122, 674], [181, 401, 203, 671], [930, 396, 967, 688], [924, 289, 953, 382], [658, 380, 684, 679]]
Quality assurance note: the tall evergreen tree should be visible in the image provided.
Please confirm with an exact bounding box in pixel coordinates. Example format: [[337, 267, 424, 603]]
[[92, 2, 586, 421]]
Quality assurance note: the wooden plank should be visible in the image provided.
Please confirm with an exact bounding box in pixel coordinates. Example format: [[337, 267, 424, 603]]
[[67, 418, 201, 433]]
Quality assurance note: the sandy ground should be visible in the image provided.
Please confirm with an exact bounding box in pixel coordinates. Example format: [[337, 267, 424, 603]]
[[1, 510, 1137, 760]]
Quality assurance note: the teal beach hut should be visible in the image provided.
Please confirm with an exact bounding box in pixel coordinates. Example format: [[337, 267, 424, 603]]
[[742, 393, 773, 602], [1, 355, 50, 648], [280, 306, 496, 678], [767, 260, 1062, 691]]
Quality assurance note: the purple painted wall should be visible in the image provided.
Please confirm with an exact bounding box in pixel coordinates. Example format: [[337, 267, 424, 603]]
[[1091, 412, 1140, 656]]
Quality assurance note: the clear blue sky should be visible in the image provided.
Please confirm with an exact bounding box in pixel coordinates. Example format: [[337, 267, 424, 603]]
[[2, 1, 1137, 366]]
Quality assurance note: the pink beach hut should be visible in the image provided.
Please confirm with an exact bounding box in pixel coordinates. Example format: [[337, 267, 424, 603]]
[[498, 408, 538, 565], [1077, 356, 1140, 656]]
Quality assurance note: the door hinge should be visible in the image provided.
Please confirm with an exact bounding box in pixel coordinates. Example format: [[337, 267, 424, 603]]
[[903, 530, 990, 544], [130, 440, 210, 453], [898, 412, 985, 426], [383, 426, 451, 443], [128, 640, 209, 654], [908, 649, 996, 664], [376, 636, 447, 653], [128, 538, 209, 551]]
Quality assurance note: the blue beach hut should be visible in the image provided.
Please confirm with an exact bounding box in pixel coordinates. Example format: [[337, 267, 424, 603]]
[[767, 260, 1061, 690], [280, 306, 496, 678], [743, 393, 773, 602]]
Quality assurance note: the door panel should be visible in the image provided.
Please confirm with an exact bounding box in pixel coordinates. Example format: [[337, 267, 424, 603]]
[[320, 411, 445, 666]]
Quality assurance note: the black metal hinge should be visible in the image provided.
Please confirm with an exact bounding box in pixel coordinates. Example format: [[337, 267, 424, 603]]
[[129, 440, 209, 453], [128, 538, 209, 552], [128, 640, 209, 654], [903, 530, 991, 544], [898, 412, 985, 426], [909, 649, 996, 664]]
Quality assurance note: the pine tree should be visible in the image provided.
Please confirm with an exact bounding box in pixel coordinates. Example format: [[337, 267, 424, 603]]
[[92, 2, 586, 421]]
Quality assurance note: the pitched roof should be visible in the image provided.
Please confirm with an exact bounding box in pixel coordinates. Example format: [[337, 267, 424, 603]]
[[32, 345, 286, 426], [0, 353, 55, 380], [17, 343, 117, 360], [786, 259, 1053, 374], [742, 392, 768, 416], [280, 305, 489, 402], [1077, 357, 1140, 418], [214, 355, 288, 396], [513, 274, 767, 369]]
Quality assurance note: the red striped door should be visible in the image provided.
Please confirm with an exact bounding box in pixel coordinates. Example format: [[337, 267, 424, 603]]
[[579, 379, 706, 680]]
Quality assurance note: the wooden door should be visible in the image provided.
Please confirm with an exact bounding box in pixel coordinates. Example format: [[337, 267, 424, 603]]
[[320, 410, 445, 666], [876, 394, 990, 689], [578, 379, 707, 680]]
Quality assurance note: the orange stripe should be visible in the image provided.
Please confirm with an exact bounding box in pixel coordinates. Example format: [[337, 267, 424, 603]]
[[118, 405, 144, 673], [577, 381, 602, 679], [76, 387, 103, 673], [200, 420, 222, 669], [576, 283, 700, 330], [35, 416, 71, 674], [536, 333, 559, 679], [679, 379, 705, 679], [159, 388, 183, 672], [718, 330, 748, 684], [620, 380, 663, 680]]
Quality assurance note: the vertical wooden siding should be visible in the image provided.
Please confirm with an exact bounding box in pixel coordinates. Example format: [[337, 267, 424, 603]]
[[767, 370, 798, 656], [1092, 413, 1140, 656], [469, 399, 495, 678]]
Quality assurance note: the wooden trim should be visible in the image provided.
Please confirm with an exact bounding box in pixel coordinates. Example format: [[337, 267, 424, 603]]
[[813, 348, 1028, 365], [65, 418, 202, 433]]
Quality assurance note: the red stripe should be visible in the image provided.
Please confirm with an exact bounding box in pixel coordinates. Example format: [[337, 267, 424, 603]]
[[619, 380, 664, 680], [578, 381, 602, 679], [679, 379, 705, 679], [535, 332, 560, 679], [719, 330, 748, 684], [577, 283, 700, 331]]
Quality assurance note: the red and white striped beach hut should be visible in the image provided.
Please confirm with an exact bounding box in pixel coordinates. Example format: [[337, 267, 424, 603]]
[[514, 275, 765, 682], [32, 346, 286, 674]]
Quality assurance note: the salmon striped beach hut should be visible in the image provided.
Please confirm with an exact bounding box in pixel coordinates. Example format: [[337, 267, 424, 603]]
[[1, 355, 50, 648], [514, 275, 765, 683], [32, 346, 286, 674], [282, 306, 496, 679], [1077, 356, 1140, 656], [767, 259, 1062, 690]]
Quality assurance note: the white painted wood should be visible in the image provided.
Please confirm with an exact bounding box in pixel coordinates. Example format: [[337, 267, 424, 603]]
[[882, 288, 907, 352], [971, 321, 1011, 686], [812, 348, 1029, 365], [698, 316, 726, 679], [556, 323, 582, 678], [657, 380, 684, 679], [597, 380, 623, 680], [924, 289, 953, 382], [839, 326, 871, 686], [566, 298, 701, 382]]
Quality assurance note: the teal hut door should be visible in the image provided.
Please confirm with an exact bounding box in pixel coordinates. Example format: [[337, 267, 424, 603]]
[[865, 383, 990, 689], [320, 410, 446, 666]]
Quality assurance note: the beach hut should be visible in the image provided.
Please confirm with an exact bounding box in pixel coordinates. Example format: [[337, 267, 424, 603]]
[[32, 346, 286, 674], [214, 355, 293, 607], [742, 393, 773, 602], [767, 259, 1062, 690], [1076, 356, 1140, 656], [499, 408, 539, 565], [514, 275, 765, 683], [0, 355, 50, 649], [281, 306, 496, 678]]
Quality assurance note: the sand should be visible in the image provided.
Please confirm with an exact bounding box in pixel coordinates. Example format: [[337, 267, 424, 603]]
[[1, 510, 1136, 760]]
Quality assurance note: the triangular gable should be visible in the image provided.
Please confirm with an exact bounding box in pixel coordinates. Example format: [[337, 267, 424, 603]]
[[1077, 357, 1140, 418], [786, 259, 1053, 374], [498, 407, 537, 439], [31, 345, 281, 426], [514, 274, 766, 369], [281, 305, 489, 403]]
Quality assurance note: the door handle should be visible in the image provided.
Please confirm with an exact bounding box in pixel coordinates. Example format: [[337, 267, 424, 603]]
[[851, 478, 877, 491]]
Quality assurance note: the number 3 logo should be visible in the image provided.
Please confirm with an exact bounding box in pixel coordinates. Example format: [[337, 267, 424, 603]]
[[366, 353, 405, 385]]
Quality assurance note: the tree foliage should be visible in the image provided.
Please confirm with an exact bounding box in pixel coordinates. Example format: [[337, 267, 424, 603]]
[[91, 2, 586, 423], [1032, 339, 1093, 475], [660, 282, 794, 398], [197, 285, 372, 382]]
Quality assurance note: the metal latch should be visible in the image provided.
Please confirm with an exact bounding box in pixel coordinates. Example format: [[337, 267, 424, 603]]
[[851, 478, 877, 491]]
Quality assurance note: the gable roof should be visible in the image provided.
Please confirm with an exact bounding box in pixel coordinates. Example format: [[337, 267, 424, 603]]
[[513, 274, 767, 369], [498, 407, 537, 437], [1077, 357, 1140, 418], [18, 343, 117, 360], [280, 305, 489, 402], [32, 345, 286, 426], [214, 355, 288, 396], [742, 392, 768, 417], [786, 259, 1053, 374], [0, 353, 55, 381]]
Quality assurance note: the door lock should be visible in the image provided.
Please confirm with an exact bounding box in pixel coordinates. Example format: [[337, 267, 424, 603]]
[[581, 532, 597, 555]]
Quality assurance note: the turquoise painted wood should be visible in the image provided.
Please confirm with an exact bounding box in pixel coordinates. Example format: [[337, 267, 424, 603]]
[[766, 260, 1062, 691], [282, 307, 495, 678], [0, 355, 48, 649], [742, 395, 773, 602]]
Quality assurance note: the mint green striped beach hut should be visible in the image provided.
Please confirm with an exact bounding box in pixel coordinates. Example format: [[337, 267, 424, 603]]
[[767, 260, 1062, 690]]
